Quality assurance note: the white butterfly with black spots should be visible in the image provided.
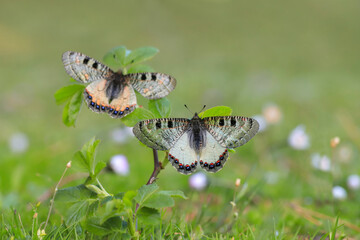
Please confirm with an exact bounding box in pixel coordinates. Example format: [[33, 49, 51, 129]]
[[62, 51, 176, 118], [133, 113, 259, 175]]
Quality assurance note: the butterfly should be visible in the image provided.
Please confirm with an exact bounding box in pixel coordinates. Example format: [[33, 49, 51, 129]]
[[133, 113, 259, 175], [62, 51, 177, 118]]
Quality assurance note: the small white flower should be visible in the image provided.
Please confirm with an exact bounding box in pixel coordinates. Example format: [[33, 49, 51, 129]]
[[288, 125, 310, 150], [109, 155, 129, 176], [332, 186, 347, 200], [252, 115, 267, 132], [189, 172, 208, 190], [111, 127, 133, 144], [311, 153, 331, 172], [347, 174, 360, 190], [262, 103, 282, 124], [9, 132, 29, 153]]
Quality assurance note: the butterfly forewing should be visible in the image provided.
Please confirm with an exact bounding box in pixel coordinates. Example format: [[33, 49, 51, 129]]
[[62, 51, 113, 83], [133, 118, 189, 150], [127, 72, 176, 99], [203, 116, 259, 148]]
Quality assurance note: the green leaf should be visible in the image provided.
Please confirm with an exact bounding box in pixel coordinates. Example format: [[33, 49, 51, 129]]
[[103, 46, 128, 70], [54, 84, 85, 105], [134, 183, 159, 206], [198, 106, 233, 118], [72, 150, 90, 172], [66, 199, 99, 225], [121, 107, 155, 127], [56, 185, 97, 203], [157, 190, 187, 199], [123, 190, 137, 208], [127, 64, 155, 74], [62, 90, 83, 127], [94, 162, 106, 177], [137, 207, 160, 226], [124, 47, 159, 66], [148, 98, 171, 118], [142, 193, 174, 209], [85, 216, 127, 236], [81, 137, 101, 174]]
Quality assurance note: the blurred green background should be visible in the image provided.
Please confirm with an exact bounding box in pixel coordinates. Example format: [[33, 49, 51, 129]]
[[1, 0, 360, 237]]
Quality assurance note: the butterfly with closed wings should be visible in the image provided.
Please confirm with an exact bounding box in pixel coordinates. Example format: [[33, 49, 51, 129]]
[[62, 51, 176, 118], [133, 112, 259, 175]]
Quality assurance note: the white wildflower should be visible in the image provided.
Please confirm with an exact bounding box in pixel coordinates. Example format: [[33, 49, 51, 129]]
[[311, 153, 331, 172], [332, 186, 347, 200], [189, 172, 208, 190], [109, 155, 129, 176], [347, 174, 360, 190], [9, 132, 29, 153], [288, 125, 310, 150]]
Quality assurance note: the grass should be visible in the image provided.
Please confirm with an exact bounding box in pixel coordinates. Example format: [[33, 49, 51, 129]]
[[1, 0, 360, 239]]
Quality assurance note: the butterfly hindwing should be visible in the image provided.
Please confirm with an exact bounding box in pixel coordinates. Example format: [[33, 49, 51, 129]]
[[133, 118, 189, 150], [203, 116, 259, 148], [199, 132, 229, 173], [168, 133, 199, 175], [62, 51, 113, 83], [127, 72, 177, 99], [85, 80, 136, 118]]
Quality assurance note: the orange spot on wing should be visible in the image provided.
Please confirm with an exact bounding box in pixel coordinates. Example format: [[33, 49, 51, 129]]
[[84, 74, 89, 80], [143, 88, 149, 94]]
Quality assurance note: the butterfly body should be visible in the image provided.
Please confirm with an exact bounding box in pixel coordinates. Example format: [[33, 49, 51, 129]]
[[133, 113, 259, 175], [62, 51, 176, 118]]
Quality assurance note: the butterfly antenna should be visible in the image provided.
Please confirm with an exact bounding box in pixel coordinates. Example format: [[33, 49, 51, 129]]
[[184, 104, 193, 114], [200, 105, 207, 113]]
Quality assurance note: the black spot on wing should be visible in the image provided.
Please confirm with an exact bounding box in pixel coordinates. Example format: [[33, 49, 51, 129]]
[[168, 120, 173, 128], [141, 74, 147, 80], [219, 118, 225, 126], [151, 74, 156, 81], [92, 62, 98, 69], [156, 121, 162, 129], [231, 117, 236, 127], [83, 57, 90, 64]]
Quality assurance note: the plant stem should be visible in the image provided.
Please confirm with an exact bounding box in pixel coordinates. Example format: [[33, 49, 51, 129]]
[[147, 149, 162, 185], [134, 149, 164, 230]]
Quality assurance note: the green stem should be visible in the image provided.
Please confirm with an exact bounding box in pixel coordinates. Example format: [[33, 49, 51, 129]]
[[96, 178, 111, 197]]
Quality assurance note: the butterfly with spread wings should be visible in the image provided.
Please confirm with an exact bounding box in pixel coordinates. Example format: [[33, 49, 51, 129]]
[[62, 51, 176, 118], [133, 113, 259, 175]]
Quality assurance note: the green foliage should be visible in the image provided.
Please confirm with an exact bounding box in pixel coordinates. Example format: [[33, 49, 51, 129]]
[[55, 83, 85, 127], [121, 107, 155, 127], [148, 98, 172, 118], [124, 47, 159, 66], [53, 139, 187, 239], [199, 106, 233, 118]]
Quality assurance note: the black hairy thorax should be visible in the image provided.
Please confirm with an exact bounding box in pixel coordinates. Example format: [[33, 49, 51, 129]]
[[105, 72, 126, 103], [187, 113, 207, 152]]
